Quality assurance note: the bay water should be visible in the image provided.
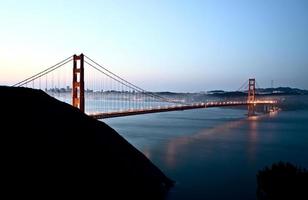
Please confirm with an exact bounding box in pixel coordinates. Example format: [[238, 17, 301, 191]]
[[103, 95, 308, 200]]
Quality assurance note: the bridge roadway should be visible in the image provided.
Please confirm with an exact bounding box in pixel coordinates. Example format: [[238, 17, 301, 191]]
[[88, 100, 278, 119]]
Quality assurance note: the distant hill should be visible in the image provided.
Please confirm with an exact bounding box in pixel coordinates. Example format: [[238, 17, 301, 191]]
[[206, 87, 308, 97], [257, 87, 308, 95], [150, 87, 308, 97], [0, 86, 173, 199], [207, 91, 246, 97]]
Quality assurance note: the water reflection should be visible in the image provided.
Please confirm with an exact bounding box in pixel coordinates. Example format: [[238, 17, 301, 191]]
[[247, 116, 259, 162], [269, 110, 279, 118], [165, 119, 246, 167], [165, 114, 274, 167]]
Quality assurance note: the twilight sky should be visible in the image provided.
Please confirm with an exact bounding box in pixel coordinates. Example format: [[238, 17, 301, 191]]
[[1, 0, 307, 92]]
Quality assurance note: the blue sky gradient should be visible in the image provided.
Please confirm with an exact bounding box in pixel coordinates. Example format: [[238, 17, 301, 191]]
[[1, 0, 307, 91]]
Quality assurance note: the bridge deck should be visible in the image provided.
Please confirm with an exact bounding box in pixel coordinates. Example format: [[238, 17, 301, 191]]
[[89, 100, 278, 119]]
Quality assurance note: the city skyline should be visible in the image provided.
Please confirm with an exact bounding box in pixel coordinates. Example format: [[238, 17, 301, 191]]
[[1, 0, 308, 92]]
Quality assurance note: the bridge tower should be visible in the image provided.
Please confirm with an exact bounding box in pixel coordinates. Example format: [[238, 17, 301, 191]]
[[248, 78, 256, 116], [72, 54, 85, 112], [248, 78, 256, 102]]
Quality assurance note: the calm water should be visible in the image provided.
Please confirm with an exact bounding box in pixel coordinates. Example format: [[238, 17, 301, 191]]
[[103, 95, 308, 200]]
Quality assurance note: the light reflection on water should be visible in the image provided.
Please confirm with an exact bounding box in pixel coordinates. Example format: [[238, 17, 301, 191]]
[[165, 118, 246, 168], [247, 118, 258, 162]]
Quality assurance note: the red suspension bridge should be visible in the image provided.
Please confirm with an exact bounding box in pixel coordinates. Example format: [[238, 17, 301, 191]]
[[13, 53, 278, 119]]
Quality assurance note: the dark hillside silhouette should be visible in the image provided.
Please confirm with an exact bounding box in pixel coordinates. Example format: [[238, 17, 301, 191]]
[[0, 86, 173, 199]]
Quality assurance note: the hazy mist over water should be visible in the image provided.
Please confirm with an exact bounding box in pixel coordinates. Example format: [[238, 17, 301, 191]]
[[104, 95, 308, 200]]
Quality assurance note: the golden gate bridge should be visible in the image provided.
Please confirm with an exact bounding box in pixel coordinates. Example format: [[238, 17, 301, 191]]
[[13, 54, 278, 119]]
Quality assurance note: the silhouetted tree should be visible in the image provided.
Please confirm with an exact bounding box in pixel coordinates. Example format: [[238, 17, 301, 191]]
[[257, 161, 308, 200]]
